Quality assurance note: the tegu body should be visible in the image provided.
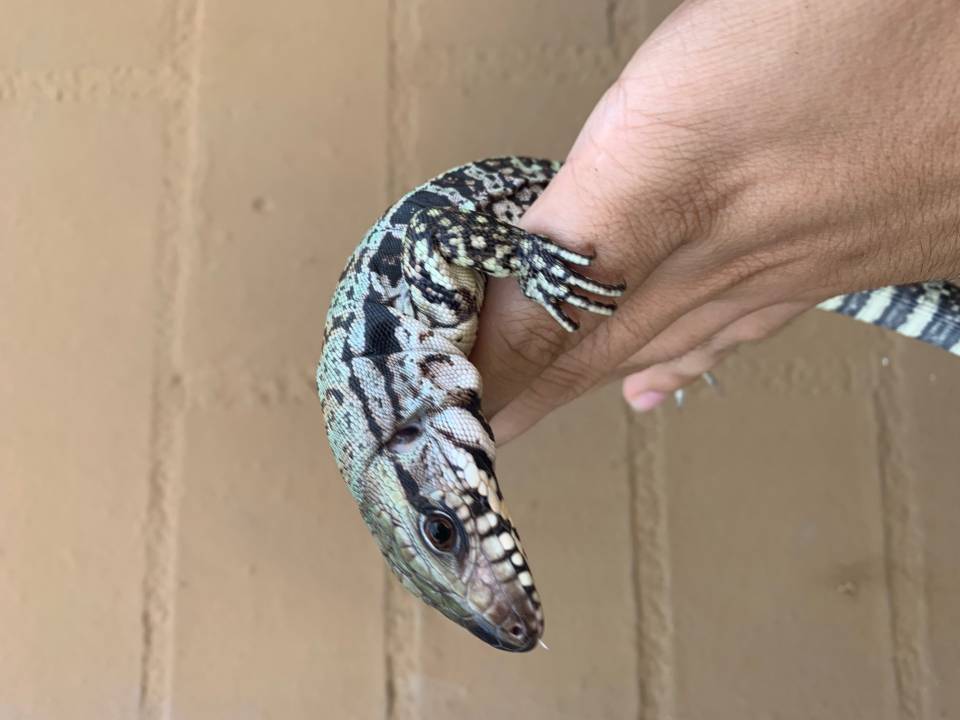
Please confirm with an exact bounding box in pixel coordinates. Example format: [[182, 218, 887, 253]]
[[317, 156, 960, 651], [316, 157, 625, 651]]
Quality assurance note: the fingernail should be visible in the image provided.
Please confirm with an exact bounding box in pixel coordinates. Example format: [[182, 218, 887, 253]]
[[626, 390, 667, 412]]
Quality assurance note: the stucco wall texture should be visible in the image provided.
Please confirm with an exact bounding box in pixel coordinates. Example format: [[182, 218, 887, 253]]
[[2, 1, 959, 719]]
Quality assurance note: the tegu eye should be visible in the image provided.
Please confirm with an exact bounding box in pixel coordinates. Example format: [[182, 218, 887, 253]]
[[387, 420, 422, 453], [420, 511, 458, 553]]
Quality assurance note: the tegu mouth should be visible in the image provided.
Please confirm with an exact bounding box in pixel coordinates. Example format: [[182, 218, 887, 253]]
[[459, 557, 544, 652], [463, 611, 540, 652]]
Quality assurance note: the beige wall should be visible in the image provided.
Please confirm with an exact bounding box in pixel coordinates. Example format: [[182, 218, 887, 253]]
[[2, 2, 959, 719]]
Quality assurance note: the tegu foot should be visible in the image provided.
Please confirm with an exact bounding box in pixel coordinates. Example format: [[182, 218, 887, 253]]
[[408, 206, 626, 332], [512, 231, 626, 331]]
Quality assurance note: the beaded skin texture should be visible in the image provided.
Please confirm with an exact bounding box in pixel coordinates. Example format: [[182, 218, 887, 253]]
[[317, 156, 960, 652]]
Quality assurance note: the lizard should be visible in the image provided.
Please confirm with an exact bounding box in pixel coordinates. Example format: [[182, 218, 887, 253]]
[[317, 156, 960, 653]]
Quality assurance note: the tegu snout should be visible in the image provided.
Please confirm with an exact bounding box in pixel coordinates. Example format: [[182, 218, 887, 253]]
[[376, 415, 544, 652], [451, 495, 543, 652]]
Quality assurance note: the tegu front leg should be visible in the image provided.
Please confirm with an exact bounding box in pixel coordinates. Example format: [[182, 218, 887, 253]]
[[401, 206, 626, 351]]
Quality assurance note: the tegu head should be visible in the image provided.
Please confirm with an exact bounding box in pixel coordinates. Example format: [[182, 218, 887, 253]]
[[361, 404, 544, 652], [318, 334, 543, 651]]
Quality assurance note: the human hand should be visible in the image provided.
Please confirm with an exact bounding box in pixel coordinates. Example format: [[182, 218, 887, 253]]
[[472, 0, 960, 443]]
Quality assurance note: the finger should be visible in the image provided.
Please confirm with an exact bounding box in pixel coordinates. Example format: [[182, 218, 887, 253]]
[[490, 262, 736, 442], [620, 301, 811, 410], [491, 261, 812, 443], [622, 348, 725, 412], [613, 300, 812, 377], [486, 302, 733, 424]]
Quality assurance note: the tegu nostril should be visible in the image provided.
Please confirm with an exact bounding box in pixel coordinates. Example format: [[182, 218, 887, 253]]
[[500, 617, 539, 652]]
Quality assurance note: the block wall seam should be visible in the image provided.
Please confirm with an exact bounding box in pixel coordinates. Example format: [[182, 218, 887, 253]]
[[384, 2, 424, 719], [876, 337, 933, 720], [139, 2, 206, 718], [628, 407, 676, 720]]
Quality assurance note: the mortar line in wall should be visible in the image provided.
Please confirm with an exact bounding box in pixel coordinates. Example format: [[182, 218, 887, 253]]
[[385, 0, 399, 206], [874, 338, 933, 720], [626, 406, 676, 720], [383, 2, 423, 719], [0, 67, 183, 104], [604, 0, 621, 57], [625, 406, 644, 719], [384, 4, 399, 715], [138, 1, 205, 718]]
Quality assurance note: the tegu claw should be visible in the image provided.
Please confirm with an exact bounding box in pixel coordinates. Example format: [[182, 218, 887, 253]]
[[517, 234, 626, 332]]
